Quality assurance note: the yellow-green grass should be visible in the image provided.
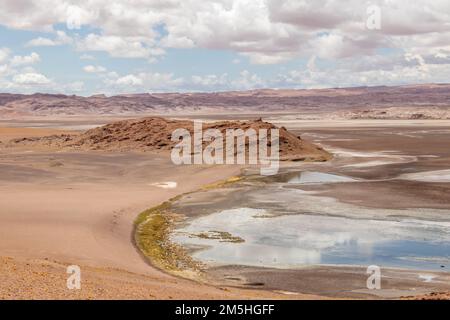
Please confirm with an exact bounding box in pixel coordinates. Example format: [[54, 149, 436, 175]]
[[134, 198, 197, 273], [134, 176, 243, 275]]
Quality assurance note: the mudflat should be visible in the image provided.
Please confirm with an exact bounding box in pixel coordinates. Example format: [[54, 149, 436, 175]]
[[161, 120, 450, 299]]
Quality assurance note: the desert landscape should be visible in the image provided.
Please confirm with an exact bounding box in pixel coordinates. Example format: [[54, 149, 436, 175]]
[[0, 87, 449, 300], [1, 0, 450, 306], [0, 113, 330, 299]]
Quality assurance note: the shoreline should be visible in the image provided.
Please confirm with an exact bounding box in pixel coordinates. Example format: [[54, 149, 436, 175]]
[[144, 138, 450, 299], [133, 176, 245, 282], [134, 168, 450, 299]]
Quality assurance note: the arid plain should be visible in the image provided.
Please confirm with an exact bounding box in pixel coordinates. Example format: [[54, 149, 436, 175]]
[[0, 118, 325, 299], [1, 88, 450, 300]]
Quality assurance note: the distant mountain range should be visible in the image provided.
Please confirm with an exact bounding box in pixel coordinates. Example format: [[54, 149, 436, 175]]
[[1, 84, 450, 119]]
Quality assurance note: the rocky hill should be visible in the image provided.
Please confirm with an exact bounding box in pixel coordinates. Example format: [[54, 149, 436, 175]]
[[7, 117, 331, 162]]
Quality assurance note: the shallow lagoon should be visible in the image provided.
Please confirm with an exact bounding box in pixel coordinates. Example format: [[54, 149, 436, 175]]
[[172, 207, 450, 271], [171, 169, 450, 272], [287, 171, 356, 184]]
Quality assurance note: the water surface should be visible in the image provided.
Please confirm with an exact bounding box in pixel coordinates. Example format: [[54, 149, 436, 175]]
[[287, 171, 356, 184], [172, 208, 450, 271]]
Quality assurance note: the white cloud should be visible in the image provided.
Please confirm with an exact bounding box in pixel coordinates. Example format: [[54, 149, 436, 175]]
[[26, 37, 57, 47], [26, 30, 72, 47], [0, 48, 11, 63], [240, 52, 295, 65], [106, 71, 119, 79], [105, 70, 266, 93], [103, 71, 184, 92], [0, 0, 450, 91], [0, 64, 10, 77], [0, 47, 88, 94], [0, 0, 449, 67], [83, 65, 107, 73], [66, 4, 92, 30], [188, 71, 266, 91], [13, 72, 51, 85], [191, 74, 228, 88], [272, 51, 450, 89], [115, 74, 143, 86], [0, 0, 448, 66], [77, 33, 163, 62], [64, 81, 84, 92], [160, 35, 195, 49], [231, 70, 266, 89], [10, 52, 40, 66]]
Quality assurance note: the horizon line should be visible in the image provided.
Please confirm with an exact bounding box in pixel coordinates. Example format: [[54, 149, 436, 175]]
[[1, 82, 449, 98]]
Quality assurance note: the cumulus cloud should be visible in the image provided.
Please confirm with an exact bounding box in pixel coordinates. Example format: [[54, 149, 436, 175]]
[[191, 74, 228, 88], [0, 0, 449, 66], [0, 48, 11, 64], [102, 72, 184, 92], [83, 65, 107, 73], [77, 33, 163, 62], [1, 0, 450, 92], [26, 30, 72, 47], [100, 69, 269, 93], [231, 70, 266, 89], [10, 52, 40, 66], [0, 47, 87, 93], [63, 81, 84, 93], [115, 74, 143, 86], [272, 51, 450, 89], [26, 37, 57, 47], [13, 72, 51, 85], [0, 64, 12, 78]]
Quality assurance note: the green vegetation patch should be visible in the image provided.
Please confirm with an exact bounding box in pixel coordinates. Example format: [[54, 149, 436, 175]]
[[191, 230, 245, 243], [134, 176, 244, 275], [134, 200, 199, 272]]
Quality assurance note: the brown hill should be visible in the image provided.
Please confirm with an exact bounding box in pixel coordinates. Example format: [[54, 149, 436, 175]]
[[8, 117, 331, 162]]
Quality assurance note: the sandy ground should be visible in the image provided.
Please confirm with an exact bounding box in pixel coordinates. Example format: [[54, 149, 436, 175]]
[[0, 127, 72, 143], [0, 126, 323, 300], [1, 120, 449, 300], [208, 265, 450, 299]]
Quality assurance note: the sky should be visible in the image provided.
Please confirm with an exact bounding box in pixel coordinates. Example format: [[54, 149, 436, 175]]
[[0, 0, 450, 96]]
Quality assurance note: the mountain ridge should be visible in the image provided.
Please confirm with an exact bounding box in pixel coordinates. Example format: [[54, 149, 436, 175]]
[[1, 84, 450, 119]]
